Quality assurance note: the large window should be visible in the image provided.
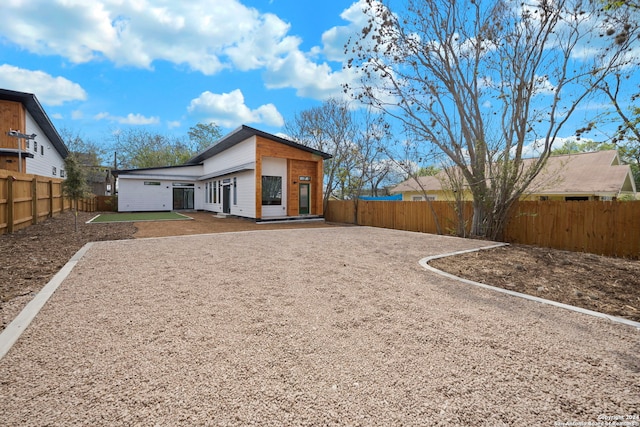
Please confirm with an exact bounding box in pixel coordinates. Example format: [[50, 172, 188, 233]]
[[262, 176, 282, 205]]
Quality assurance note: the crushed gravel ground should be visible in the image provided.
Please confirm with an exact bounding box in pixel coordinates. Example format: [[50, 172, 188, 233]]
[[0, 227, 638, 426]]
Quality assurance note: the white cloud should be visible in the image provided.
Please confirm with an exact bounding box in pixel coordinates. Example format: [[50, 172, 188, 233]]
[[0, 1, 373, 103], [187, 89, 284, 128], [263, 1, 371, 99], [167, 120, 181, 129], [94, 112, 159, 125], [0, 1, 312, 77], [0, 64, 87, 106], [320, 1, 369, 62]]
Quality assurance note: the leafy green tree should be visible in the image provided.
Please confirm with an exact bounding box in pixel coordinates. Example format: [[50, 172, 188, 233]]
[[188, 122, 223, 153], [551, 140, 617, 155], [60, 128, 111, 193], [62, 154, 90, 232], [416, 166, 441, 177], [112, 128, 193, 169], [602, 0, 640, 10], [285, 98, 361, 210]]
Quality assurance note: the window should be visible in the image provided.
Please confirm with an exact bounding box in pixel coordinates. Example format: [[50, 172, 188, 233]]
[[262, 176, 282, 205], [217, 180, 221, 203], [52, 166, 57, 176], [233, 177, 237, 205], [412, 196, 423, 201], [60, 169, 65, 178], [34, 140, 37, 153], [565, 196, 589, 201], [144, 181, 161, 186], [41, 145, 44, 155]]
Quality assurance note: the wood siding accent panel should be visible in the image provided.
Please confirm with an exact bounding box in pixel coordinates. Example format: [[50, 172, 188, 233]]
[[288, 159, 321, 216], [0, 100, 27, 173], [255, 136, 324, 216]]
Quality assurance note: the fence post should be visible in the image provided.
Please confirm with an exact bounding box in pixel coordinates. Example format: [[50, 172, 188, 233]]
[[32, 177, 38, 225], [49, 180, 54, 217], [7, 177, 14, 233]]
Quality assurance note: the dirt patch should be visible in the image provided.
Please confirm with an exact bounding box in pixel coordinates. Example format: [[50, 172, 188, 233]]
[[430, 244, 640, 322], [1, 212, 135, 330], [1, 210, 639, 332], [133, 211, 336, 238]]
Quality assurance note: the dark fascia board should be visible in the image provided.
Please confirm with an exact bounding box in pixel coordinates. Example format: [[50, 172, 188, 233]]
[[185, 124, 333, 165], [0, 148, 36, 158], [0, 88, 69, 158], [112, 163, 201, 177]]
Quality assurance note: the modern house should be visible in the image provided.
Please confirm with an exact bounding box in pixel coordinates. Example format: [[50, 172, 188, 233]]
[[391, 150, 637, 201], [114, 125, 332, 220], [0, 88, 68, 178]]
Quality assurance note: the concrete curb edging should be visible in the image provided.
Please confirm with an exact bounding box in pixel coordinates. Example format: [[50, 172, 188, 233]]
[[420, 243, 640, 330], [0, 242, 95, 361]]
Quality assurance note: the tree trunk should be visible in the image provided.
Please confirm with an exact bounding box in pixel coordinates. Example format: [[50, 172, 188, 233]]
[[74, 200, 78, 233]]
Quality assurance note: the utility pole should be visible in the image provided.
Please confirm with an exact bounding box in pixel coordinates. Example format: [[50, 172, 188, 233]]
[[6, 129, 36, 174]]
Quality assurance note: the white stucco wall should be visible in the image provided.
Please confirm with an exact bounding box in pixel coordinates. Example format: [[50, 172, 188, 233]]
[[201, 170, 256, 218], [118, 179, 174, 211], [202, 138, 256, 175], [24, 111, 65, 178], [117, 166, 202, 212], [232, 171, 256, 217]]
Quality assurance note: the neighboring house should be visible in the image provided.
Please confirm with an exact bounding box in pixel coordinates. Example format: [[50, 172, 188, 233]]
[[391, 150, 637, 201], [114, 125, 332, 219], [73, 152, 115, 196], [0, 88, 68, 178]]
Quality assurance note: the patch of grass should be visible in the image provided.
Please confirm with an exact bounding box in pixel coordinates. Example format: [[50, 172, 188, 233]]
[[88, 212, 192, 223]]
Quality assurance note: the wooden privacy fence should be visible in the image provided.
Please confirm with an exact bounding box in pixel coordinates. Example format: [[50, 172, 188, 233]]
[[325, 199, 640, 259], [0, 171, 97, 234], [96, 195, 118, 212]]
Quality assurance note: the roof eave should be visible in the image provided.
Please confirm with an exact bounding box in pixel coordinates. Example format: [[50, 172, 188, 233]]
[[0, 88, 69, 158]]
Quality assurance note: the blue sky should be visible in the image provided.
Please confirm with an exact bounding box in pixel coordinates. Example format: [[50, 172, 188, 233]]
[[0, 0, 366, 144], [0, 0, 637, 159]]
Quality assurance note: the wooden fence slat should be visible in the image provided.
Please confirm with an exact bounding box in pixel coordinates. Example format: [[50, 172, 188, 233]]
[[326, 199, 640, 259], [0, 173, 97, 235]]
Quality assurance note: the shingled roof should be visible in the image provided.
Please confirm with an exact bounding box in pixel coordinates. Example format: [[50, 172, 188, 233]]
[[391, 150, 636, 196]]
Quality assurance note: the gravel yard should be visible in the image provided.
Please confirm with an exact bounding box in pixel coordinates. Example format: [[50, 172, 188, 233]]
[[0, 227, 638, 426]]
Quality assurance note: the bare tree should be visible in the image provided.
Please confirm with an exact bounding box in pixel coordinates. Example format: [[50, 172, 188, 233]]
[[284, 98, 361, 210], [345, 0, 639, 239], [596, 74, 640, 187]]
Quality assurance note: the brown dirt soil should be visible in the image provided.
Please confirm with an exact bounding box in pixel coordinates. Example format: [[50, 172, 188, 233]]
[[430, 244, 640, 322], [1, 210, 638, 331]]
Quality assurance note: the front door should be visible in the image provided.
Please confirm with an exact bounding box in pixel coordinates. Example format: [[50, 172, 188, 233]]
[[299, 183, 310, 215], [222, 184, 231, 214]]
